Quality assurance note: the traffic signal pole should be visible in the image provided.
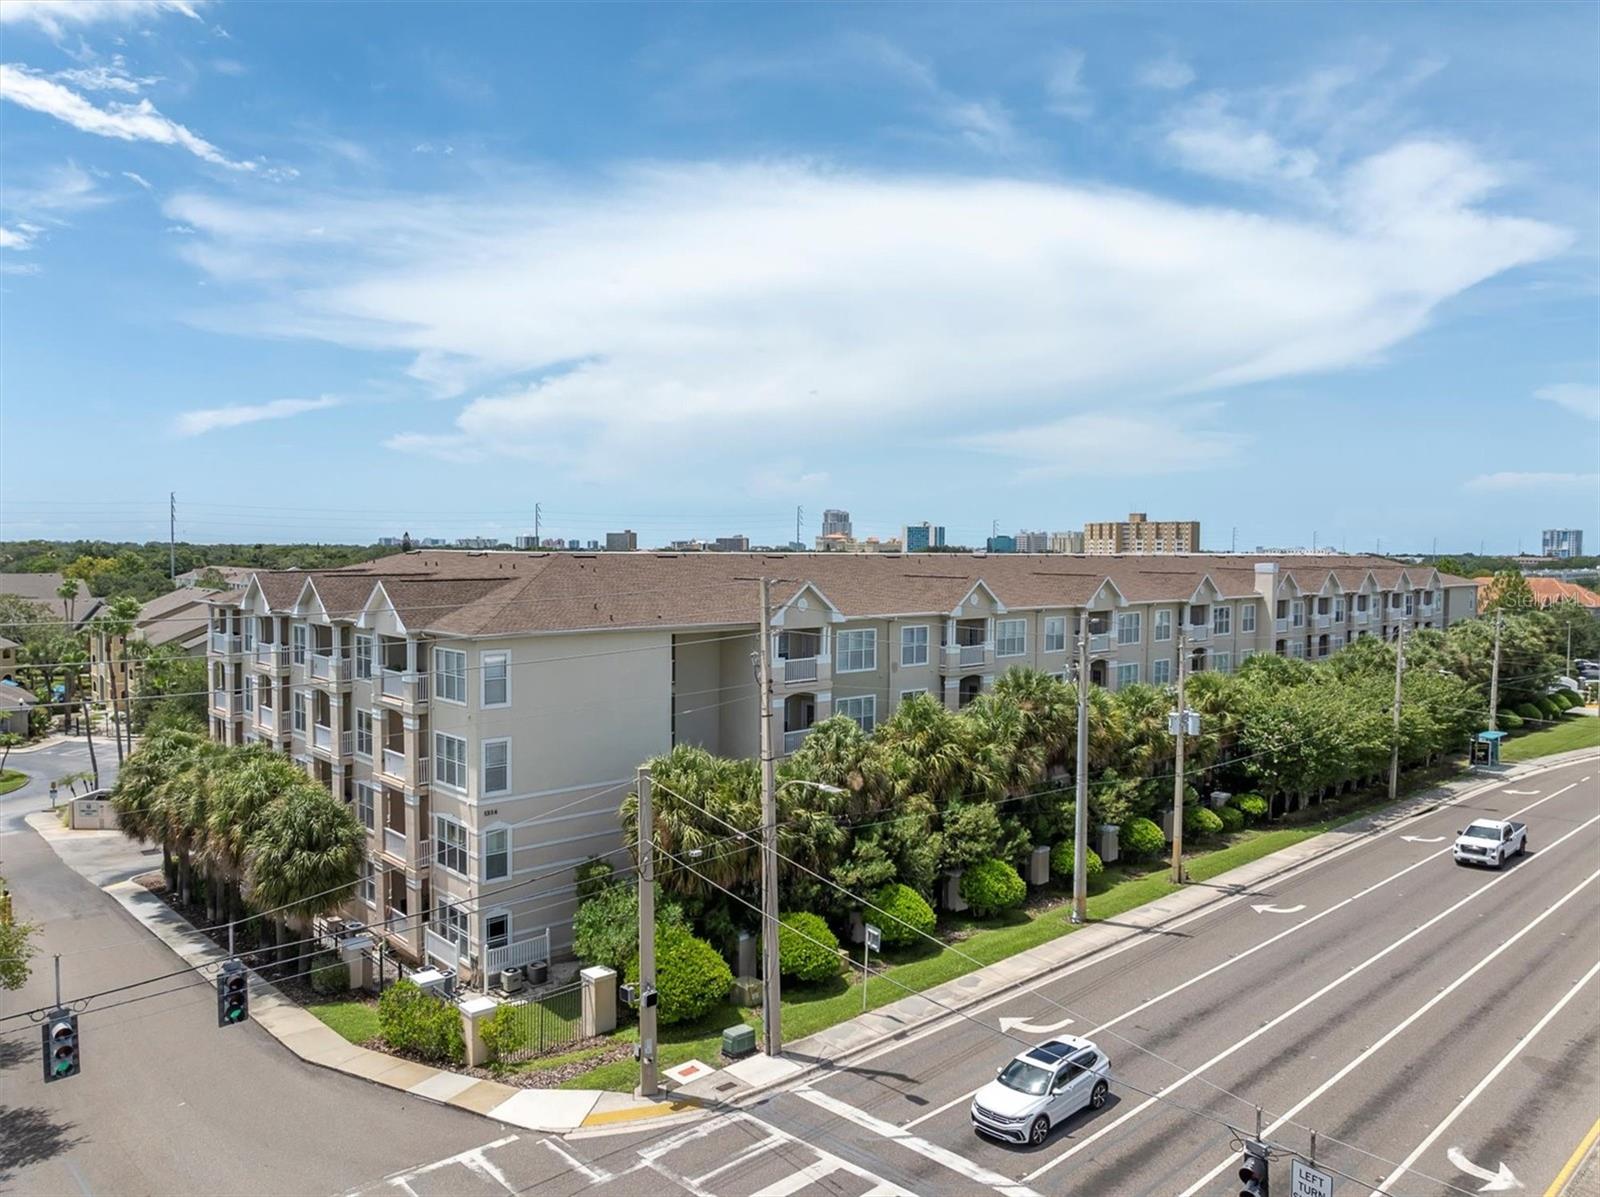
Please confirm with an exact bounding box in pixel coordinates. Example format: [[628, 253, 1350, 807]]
[[1171, 629, 1188, 885], [1071, 627, 1090, 925], [636, 765, 659, 1098]]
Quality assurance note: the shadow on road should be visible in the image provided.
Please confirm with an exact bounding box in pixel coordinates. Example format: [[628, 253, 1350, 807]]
[[0, 1037, 37, 1072], [0, 1104, 82, 1184]]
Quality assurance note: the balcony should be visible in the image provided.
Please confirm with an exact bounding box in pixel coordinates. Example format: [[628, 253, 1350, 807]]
[[782, 656, 818, 684], [383, 826, 407, 862], [341, 730, 354, 757], [1088, 633, 1110, 655], [211, 689, 229, 714], [425, 928, 463, 968], [258, 706, 276, 732], [1315, 614, 1331, 630], [1354, 610, 1369, 624], [313, 723, 333, 753], [253, 643, 289, 671], [484, 930, 551, 978], [377, 670, 430, 710], [1274, 617, 1289, 632], [308, 654, 347, 685], [380, 749, 430, 789], [210, 631, 242, 656], [1186, 625, 1210, 643], [783, 728, 812, 754], [959, 643, 989, 667]]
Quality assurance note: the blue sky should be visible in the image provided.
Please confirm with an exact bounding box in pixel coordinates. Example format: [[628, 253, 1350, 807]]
[[1, 0, 1596, 552]]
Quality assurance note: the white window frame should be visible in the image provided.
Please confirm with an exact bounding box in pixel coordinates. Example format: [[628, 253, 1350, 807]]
[[1151, 658, 1172, 685], [292, 691, 307, 733], [291, 623, 308, 665], [242, 674, 254, 712], [433, 892, 468, 948], [1333, 599, 1345, 622], [481, 737, 510, 796], [995, 618, 1026, 658], [1240, 603, 1256, 634], [359, 858, 376, 907], [434, 731, 467, 791], [836, 629, 876, 673], [1117, 612, 1141, 646], [1292, 600, 1305, 628], [1213, 652, 1232, 675], [433, 815, 468, 877], [482, 826, 510, 882], [1044, 616, 1066, 653], [354, 634, 373, 680], [1154, 609, 1172, 642], [835, 694, 877, 733], [900, 625, 929, 668], [434, 647, 467, 704], [1115, 662, 1140, 688], [480, 651, 510, 708], [484, 909, 511, 950], [355, 781, 374, 831], [355, 710, 373, 758], [899, 688, 928, 704], [1213, 605, 1231, 636]]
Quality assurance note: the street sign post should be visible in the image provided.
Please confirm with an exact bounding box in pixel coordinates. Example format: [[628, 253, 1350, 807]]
[[1290, 1158, 1334, 1197], [862, 924, 881, 1012]]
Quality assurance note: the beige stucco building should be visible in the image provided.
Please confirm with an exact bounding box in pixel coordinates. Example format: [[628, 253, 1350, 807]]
[[205, 550, 1476, 983], [1084, 513, 1202, 554]]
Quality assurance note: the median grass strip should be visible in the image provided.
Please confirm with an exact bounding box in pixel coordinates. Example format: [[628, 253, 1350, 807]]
[[1498, 713, 1600, 763], [0, 770, 28, 797]]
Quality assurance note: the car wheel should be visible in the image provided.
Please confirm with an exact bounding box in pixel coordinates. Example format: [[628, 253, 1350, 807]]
[[1090, 1081, 1109, 1110], [1519, 838, 1528, 857], [1028, 1115, 1050, 1146]]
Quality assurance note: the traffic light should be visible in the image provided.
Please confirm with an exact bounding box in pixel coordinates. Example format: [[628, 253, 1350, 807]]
[[42, 1010, 79, 1082], [1238, 1139, 1270, 1197], [216, 960, 250, 1027]]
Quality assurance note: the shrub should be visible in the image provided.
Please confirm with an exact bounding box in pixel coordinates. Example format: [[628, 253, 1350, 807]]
[[777, 912, 841, 983], [628, 926, 731, 1026], [480, 1002, 527, 1063], [959, 858, 1027, 918], [377, 979, 463, 1063], [574, 857, 616, 904], [1554, 689, 1579, 709], [1514, 702, 1543, 721], [1497, 710, 1524, 731], [310, 956, 349, 995], [1229, 794, 1269, 824], [573, 883, 685, 974], [1537, 696, 1563, 718], [1048, 842, 1104, 886], [1217, 805, 1246, 834], [869, 883, 936, 947], [1185, 805, 1225, 840], [1120, 817, 1166, 860]]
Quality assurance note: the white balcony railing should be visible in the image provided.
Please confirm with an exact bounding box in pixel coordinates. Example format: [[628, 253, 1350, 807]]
[[425, 928, 463, 967], [484, 930, 551, 978], [1274, 617, 1289, 632], [385, 907, 408, 933], [341, 730, 354, 757], [1354, 610, 1369, 624], [254, 643, 288, 669], [313, 724, 332, 752], [959, 643, 986, 667], [378, 670, 429, 706], [258, 706, 276, 731], [1186, 625, 1209, 643], [783, 728, 812, 754], [382, 747, 406, 781], [384, 826, 407, 860], [210, 631, 241, 655], [211, 689, 228, 712], [1088, 633, 1110, 655], [309, 654, 346, 683], [1315, 614, 1332, 629], [783, 657, 818, 684]]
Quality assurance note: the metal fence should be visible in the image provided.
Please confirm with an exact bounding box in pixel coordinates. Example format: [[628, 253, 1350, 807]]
[[489, 982, 584, 1063]]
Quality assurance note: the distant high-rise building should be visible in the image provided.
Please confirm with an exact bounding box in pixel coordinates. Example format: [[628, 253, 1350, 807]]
[[1084, 512, 1201, 554], [821, 509, 852, 538], [514, 534, 539, 550], [377, 537, 402, 547], [1049, 531, 1085, 554], [713, 535, 750, 552], [1014, 530, 1051, 553], [986, 534, 1017, 553], [902, 522, 946, 552], [586, 539, 600, 551], [455, 536, 496, 549], [1542, 528, 1583, 559], [567, 538, 581, 550], [418, 538, 448, 547], [605, 530, 639, 552]]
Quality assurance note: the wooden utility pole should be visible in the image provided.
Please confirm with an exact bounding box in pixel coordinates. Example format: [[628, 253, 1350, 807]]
[[636, 766, 659, 1097], [1388, 614, 1407, 801], [757, 578, 781, 1056], [1170, 629, 1189, 884], [1487, 610, 1504, 730], [1071, 623, 1090, 925]]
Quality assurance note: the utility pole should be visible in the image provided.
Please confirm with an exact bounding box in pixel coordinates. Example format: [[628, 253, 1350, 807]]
[[1231, 526, 1237, 553], [80, 697, 99, 789], [635, 766, 659, 1097], [1170, 629, 1188, 885], [795, 505, 803, 549], [169, 492, 177, 580], [1071, 623, 1090, 925], [757, 577, 781, 1056], [1488, 610, 1504, 730], [533, 502, 541, 548], [1389, 613, 1407, 801]]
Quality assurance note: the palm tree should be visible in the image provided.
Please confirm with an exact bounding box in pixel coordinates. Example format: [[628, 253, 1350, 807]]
[[244, 782, 364, 976], [202, 746, 304, 929], [98, 596, 143, 760], [56, 578, 80, 628], [110, 728, 211, 896]]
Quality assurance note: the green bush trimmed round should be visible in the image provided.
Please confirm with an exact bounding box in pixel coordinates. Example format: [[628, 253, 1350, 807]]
[[777, 912, 842, 983], [628, 926, 732, 1026], [870, 883, 936, 947], [1185, 805, 1225, 840], [377, 978, 464, 1063], [1229, 794, 1269, 824], [1048, 842, 1103, 885], [959, 858, 1027, 918], [1514, 701, 1543, 721], [1120, 817, 1166, 860], [1555, 689, 1579, 709], [1498, 710, 1524, 731], [1217, 804, 1246, 833]]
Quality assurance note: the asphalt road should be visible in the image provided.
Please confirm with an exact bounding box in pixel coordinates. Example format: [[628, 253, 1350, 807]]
[[404, 754, 1599, 1197]]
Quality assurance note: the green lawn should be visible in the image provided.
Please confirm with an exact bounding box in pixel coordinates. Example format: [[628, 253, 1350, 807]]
[[308, 999, 379, 1044], [0, 770, 28, 797], [1499, 713, 1600, 763], [560, 797, 1390, 1093]]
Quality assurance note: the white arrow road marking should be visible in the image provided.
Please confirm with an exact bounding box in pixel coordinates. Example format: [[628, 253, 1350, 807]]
[[1401, 835, 1446, 843], [1503, 789, 1540, 795], [997, 1014, 1076, 1034], [1250, 903, 1307, 914], [1445, 1147, 1521, 1191]]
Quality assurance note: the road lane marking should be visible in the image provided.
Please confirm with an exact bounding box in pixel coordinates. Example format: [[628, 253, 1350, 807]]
[[346, 1136, 520, 1196], [997, 1014, 1075, 1034], [1250, 903, 1307, 914], [1172, 864, 1600, 1197], [1445, 1147, 1520, 1192], [1025, 805, 1600, 1185], [902, 780, 1588, 1134], [540, 1138, 612, 1184], [1545, 1112, 1600, 1197], [1369, 953, 1600, 1195], [794, 1087, 1043, 1197], [691, 1133, 786, 1185], [1400, 835, 1446, 843]]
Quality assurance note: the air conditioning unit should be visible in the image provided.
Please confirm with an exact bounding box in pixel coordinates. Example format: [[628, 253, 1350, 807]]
[[500, 966, 525, 994], [412, 968, 455, 998]]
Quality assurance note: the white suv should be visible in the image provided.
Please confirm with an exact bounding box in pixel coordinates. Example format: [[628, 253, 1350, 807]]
[[970, 1037, 1112, 1146]]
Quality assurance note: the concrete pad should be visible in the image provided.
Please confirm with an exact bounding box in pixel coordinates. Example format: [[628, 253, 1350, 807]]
[[367, 1059, 440, 1091], [408, 1070, 481, 1104], [277, 1023, 358, 1062], [447, 1079, 520, 1115], [663, 1058, 715, 1086], [487, 1088, 602, 1132], [722, 1053, 804, 1087], [340, 1047, 419, 1083]]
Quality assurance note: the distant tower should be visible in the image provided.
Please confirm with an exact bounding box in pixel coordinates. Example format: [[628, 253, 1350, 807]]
[[401, 531, 413, 552]]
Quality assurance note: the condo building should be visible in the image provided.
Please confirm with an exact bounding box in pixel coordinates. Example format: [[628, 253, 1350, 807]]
[[205, 551, 1475, 984], [1085, 513, 1201, 554]]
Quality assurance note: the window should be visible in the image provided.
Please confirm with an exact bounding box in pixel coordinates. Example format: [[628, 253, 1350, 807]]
[[1334, 599, 1345, 622], [482, 738, 510, 795], [243, 674, 254, 712], [355, 710, 373, 758], [835, 695, 877, 733], [1044, 616, 1066, 653], [434, 815, 468, 875], [483, 828, 509, 881], [1115, 662, 1140, 688], [1154, 609, 1173, 642], [292, 691, 307, 733], [354, 635, 373, 680], [1240, 603, 1257, 634], [1291, 601, 1305, 628], [1151, 658, 1172, 685], [434, 732, 467, 790], [355, 781, 374, 830], [996, 619, 1026, 657], [1289, 640, 1305, 659], [1116, 612, 1141, 646], [1213, 652, 1232, 675], [1213, 605, 1231, 636], [900, 625, 929, 667], [1405, 593, 1415, 615], [1276, 599, 1289, 620], [291, 623, 308, 665], [836, 629, 876, 673], [485, 912, 510, 950], [433, 894, 468, 949], [359, 859, 375, 906], [899, 689, 928, 704], [481, 652, 509, 707], [434, 647, 466, 703], [1357, 594, 1369, 612]]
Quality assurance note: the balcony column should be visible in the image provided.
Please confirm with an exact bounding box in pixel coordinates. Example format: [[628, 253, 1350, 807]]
[[403, 715, 421, 781], [405, 637, 418, 675], [405, 790, 423, 869]]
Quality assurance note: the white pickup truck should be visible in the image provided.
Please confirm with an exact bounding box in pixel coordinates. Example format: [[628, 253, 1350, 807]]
[[1453, 819, 1527, 869]]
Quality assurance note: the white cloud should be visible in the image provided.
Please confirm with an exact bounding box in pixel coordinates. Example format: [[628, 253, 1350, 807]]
[[1138, 55, 1195, 91], [1167, 94, 1321, 189], [1465, 471, 1600, 492], [122, 170, 153, 190], [0, 63, 253, 171], [0, 1, 203, 39], [54, 59, 159, 94], [1044, 50, 1091, 119], [0, 262, 43, 276], [173, 395, 339, 436], [1534, 383, 1600, 422], [966, 407, 1245, 478], [163, 150, 1567, 481], [0, 224, 42, 250]]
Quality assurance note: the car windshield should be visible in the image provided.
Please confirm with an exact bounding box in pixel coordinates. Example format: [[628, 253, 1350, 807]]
[[997, 1060, 1052, 1096], [1463, 826, 1501, 840]]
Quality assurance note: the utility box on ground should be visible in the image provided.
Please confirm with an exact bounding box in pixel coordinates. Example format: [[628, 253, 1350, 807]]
[[580, 965, 617, 1037], [722, 1024, 757, 1059], [940, 870, 968, 912], [1097, 824, 1121, 863], [1027, 846, 1051, 886]]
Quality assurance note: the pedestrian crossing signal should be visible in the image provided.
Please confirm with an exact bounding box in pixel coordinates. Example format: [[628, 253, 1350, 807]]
[[42, 1010, 79, 1082], [217, 960, 250, 1027]]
